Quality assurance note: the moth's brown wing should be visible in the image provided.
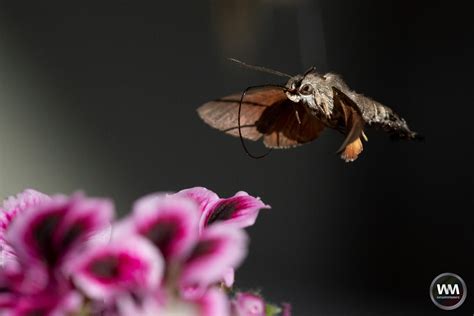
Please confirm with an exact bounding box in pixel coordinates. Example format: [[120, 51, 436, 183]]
[[332, 87, 365, 154], [197, 88, 287, 141], [257, 99, 326, 149]]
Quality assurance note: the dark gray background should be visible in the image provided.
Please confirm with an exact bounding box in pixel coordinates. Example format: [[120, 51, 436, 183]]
[[0, 1, 472, 315]]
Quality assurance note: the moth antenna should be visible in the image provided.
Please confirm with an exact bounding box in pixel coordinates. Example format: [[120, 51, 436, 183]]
[[238, 84, 287, 159], [303, 66, 317, 76], [228, 58, 292, 79]]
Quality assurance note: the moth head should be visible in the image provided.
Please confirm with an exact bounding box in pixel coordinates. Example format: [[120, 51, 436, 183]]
[[285, 70, 318, 104]]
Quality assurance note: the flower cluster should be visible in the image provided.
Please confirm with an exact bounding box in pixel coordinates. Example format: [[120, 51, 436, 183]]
[[0, 188, 290, 316]]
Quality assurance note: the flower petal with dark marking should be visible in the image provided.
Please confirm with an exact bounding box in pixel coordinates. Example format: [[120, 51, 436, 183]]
[[203, 192, 270, 229], [4, 194, 113, 294], [125, 194, 200, 261], [7, 194, 114, 270], [0, 189, 50, 270], [180, 223, 248, 293], [70, 235, 163, 300]]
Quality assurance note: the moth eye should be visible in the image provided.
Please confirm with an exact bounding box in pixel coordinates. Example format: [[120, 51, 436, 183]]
[[299, 84, 313, 95]]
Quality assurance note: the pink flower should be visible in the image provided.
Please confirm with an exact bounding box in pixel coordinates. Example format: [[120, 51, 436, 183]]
[[0, 187, 281, 315], [7, 193, 113, 267], [4, 193, 114, 293], [121, 191, 251, 295], [232, 292, 265, 316], [0, 189, 50, 270], [180, 223, 248, 295], [70, 235, 164, 300]]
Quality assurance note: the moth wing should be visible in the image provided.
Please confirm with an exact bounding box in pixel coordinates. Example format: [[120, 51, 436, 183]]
[[332, 87, 365, 154], [197, 88, 287, 141], [260, 100, 326, 149]]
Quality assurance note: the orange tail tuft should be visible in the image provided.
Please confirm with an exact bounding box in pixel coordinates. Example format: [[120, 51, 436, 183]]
[[340, 138, 363, 162]]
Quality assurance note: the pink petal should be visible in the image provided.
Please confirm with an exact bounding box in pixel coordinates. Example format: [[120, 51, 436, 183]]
[[2, 291, 82, 316], [173, 187, 219, 214], [180, 223, 248, 293], [223, 268, 235, 288], [70, 235, 164, 300], [0, 292, 16, 309], [1, 189, 50, 225], [8, 198, 66, 267], [1, 259, 49, 294], [56, 195, 114, 248], [50, 291, 83, 316], [87, 224, 113, 246], [4, 196, 69, 293], [180, 283, 207, 300], [232, 292, 265, 316], [127, 194, 200, 261], [116, 293, 163, 316], [203, 192, 270, 229], [194, 288, 231, 316], [0, 239, 17, 270]]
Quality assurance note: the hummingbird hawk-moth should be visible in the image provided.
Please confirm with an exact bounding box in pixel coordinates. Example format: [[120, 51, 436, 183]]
[[197, 59, 421, 162]]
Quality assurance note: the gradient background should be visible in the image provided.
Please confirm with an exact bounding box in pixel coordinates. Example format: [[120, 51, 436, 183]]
[[0, 1, 472, 315]]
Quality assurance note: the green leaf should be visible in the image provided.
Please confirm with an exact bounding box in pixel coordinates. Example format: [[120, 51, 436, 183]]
[[265, 303, 282, 316]]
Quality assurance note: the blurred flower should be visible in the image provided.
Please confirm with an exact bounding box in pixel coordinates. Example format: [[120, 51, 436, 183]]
[[232, 292, 265, 316], [0, 189, 50, 270], [0, 187, 289, 316], [4, 193, 113, 294], [7, 193, 113, 269]]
